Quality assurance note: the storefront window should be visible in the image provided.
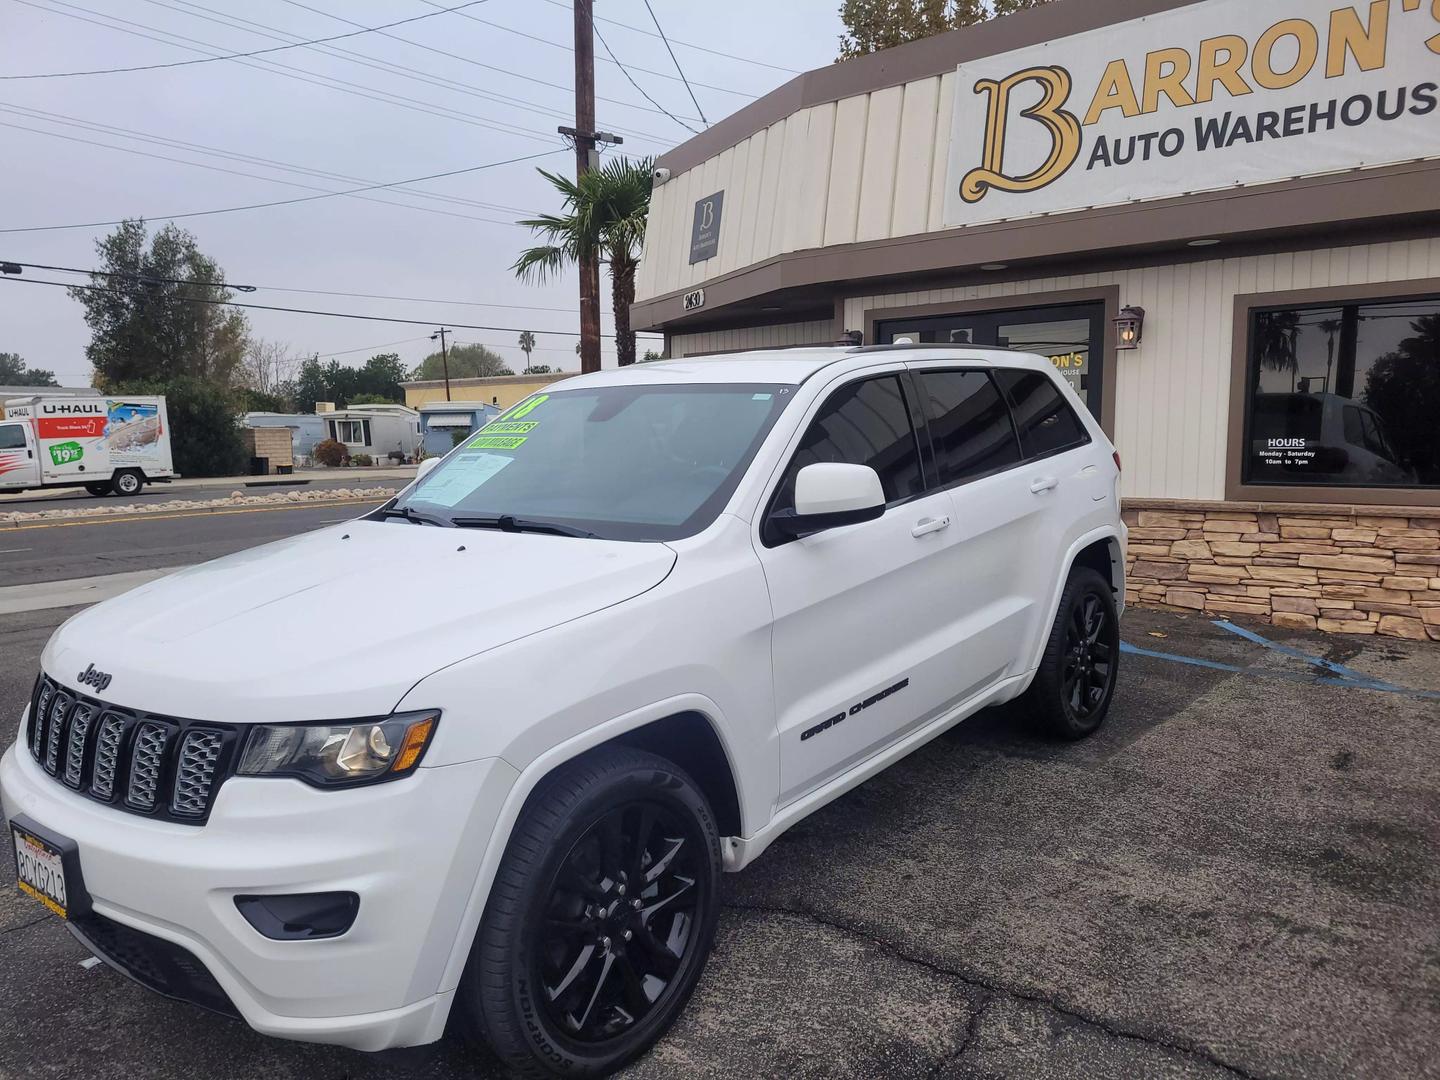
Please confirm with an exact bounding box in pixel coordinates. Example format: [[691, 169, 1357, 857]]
[[1244, 295, 1440, 489], [877, 302, 1104, 417]]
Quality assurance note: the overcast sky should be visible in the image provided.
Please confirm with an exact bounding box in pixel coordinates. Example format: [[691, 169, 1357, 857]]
[[1, 0, 841, 386]]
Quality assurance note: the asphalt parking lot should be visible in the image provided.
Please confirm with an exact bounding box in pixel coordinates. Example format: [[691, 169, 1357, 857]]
[[2, 606, 1438, 1080]]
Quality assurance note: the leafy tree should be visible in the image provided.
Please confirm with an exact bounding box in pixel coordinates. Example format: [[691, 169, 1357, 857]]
[[0, 351, 59, 387], [349, 392, 400, 405], [291, 352, 410, 410], [837, 0, 1053, 59], [410, 342, 511, 381], [68, 220, 250, 387], [518, 330, 536, 370], [237, 387, 289, 413], [514, 156, 653, 368]]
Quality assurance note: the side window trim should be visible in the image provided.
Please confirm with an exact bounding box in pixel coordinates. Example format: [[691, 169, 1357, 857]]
[[907, 366, 1027, 494], [995, 367, 1092, 464], [759, 369, 930, 548]]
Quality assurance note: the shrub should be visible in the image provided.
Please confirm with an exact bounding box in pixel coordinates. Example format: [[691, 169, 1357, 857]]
[[351, 452, 374, 467], [450, 429, 470, 447], [312, 438, 348, 467], [388, 449, 406, 463]]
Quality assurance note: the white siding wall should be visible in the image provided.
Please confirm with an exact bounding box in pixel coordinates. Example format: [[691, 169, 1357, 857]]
[[843, 237, 1440, 502], [668, 320, 836, 358], [639, 73, 961, 302]]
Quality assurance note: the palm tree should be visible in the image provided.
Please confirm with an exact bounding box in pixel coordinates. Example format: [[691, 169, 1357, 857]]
[[518, 330, 536, 371], [513, 156, 653, 367]]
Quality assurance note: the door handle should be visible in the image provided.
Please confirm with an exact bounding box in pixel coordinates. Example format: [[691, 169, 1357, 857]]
[[1029, 476, 1059, 494], [911, 515, 951, 538]]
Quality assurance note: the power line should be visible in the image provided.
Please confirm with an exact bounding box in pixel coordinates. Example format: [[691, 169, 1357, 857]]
[[415, 0, 759, 99], [0, 148, 564, 234], [1, 277, 664, 338], [0, 102, 536, 216], [0, 121, 530, 229], [2, 260, 628, 316], [16, 0, 651, 150], [593, 24, 699, 136], [0, 0, 486, 78], [140, 0, 672, 144], [642, 0, 708, 126], [272, 0, 702, 128], [534, 0, 799, 74]]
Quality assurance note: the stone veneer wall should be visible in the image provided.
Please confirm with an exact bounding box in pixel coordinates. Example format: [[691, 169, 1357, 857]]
[[1122, 500, 1440, 641]]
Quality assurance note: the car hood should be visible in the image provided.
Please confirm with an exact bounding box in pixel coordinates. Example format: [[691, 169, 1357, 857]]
[[42, 520, 676, 724]]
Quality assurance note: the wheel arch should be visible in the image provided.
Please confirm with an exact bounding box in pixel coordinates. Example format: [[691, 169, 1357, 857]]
[[430, 695, 746, 1003], [1024, 526, 1126, 677]]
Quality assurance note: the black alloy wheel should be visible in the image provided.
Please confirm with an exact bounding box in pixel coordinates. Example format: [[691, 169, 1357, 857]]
[[1062, 591, 1114, 722], [535, 802, 703, 1043], [1023, 566, 1120, 739], [464, 747, 721, 1078]]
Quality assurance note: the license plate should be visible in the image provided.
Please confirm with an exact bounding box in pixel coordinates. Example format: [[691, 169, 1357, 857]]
[[11, 818, 88, 920]]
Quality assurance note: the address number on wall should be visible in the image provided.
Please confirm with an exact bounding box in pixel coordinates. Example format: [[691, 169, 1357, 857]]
[[683, 289, 705, 311]]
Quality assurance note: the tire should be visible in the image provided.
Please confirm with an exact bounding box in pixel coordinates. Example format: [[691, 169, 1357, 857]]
[[462, 747, 721, 1078], [84, 482, 113, 497], [1021, 567, 1120, 740], [112, 470, 143, 496]]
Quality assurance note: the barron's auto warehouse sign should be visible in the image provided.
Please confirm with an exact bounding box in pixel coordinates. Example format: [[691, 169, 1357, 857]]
[[943, 0, 1440, 226]]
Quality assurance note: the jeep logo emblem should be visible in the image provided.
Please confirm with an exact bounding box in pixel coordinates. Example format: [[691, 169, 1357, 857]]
[[77, 663, 112, 693]]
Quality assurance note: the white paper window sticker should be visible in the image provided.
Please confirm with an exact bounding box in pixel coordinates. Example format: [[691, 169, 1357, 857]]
[[415, 452, 514, 507]]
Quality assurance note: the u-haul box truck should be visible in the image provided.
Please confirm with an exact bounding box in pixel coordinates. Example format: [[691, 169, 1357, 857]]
[[0, 395, 174, 496]]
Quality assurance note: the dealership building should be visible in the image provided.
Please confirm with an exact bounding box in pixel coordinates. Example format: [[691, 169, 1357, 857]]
[[633, 0, 1440, 639]]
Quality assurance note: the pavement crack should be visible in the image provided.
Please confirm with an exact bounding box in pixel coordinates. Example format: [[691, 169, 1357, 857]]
[[1, 914, 51, 937], [723, 899, 1270, 1080], [925, 992, 993, 1079]]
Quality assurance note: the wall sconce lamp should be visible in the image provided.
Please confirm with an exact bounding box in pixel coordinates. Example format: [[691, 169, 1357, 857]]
[[1113, 305, 1145, 350]]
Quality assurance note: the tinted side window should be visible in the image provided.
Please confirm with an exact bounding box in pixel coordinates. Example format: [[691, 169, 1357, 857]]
[[0, 424, 26, 450], [996, 369, 1089, 459], [915, 370, 1021, 485], [773, 375, 923, 513]]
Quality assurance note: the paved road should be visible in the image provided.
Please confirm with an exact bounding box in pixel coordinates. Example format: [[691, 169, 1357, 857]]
[[0, 498, 390, 587], [2, 606, 1438, 1079]]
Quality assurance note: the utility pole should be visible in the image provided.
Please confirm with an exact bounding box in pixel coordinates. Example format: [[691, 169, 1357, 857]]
[[430, 328, 452, 402], [561, 0, 608, 375]]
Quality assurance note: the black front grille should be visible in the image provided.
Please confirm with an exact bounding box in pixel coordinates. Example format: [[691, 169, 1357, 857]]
[[26, 675, 243, 825], [68, 910, 240, 1018]]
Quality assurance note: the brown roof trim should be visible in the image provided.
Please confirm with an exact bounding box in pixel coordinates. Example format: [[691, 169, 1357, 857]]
[[655, 0, 1202, 178], [632, 160, 1440, 332]]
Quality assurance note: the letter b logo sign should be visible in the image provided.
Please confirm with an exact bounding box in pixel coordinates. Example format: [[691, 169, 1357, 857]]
[[961, 65, 1082, 204]]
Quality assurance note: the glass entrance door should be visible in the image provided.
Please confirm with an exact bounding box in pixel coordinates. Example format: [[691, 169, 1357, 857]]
[[876, 301, 1106, 420]]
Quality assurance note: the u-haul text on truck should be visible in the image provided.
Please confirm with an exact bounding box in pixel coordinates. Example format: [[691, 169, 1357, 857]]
[[0, 395, 174, 497]]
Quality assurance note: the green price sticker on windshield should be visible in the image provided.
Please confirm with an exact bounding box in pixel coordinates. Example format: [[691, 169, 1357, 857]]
[[497, 393, 548, 422], [481, 421, 537, 436], [468, 435, 527, 450]]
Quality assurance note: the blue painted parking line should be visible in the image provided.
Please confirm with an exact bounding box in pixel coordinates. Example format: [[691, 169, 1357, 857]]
[[1211, 619, 1378, 683], [1119, 635, 1440, 702]]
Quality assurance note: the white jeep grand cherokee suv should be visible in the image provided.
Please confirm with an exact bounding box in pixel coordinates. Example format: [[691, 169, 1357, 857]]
[[3, 346, 1125, 1077]]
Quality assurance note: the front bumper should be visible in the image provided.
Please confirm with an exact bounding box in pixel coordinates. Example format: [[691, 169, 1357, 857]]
[[1, 740, 518, 1051]]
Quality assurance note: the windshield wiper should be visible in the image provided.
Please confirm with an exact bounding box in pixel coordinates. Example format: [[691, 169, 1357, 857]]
[[376, 505, 450, 527], [450, 514, 597, 539]]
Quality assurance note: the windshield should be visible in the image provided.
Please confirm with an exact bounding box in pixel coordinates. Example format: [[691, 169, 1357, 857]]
[[391, 382, 793, 540]]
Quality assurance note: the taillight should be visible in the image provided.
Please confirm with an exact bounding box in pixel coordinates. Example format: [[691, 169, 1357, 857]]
[[1112, 450, 1122, 473]]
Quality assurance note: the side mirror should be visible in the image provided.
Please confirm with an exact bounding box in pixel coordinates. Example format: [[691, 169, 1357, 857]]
[[771, 462, 885, 538], [415, 456, 441, 481]]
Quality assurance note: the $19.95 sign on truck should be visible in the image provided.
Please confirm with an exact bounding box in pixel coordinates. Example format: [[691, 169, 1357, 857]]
[[943, 0, 1440, 227]]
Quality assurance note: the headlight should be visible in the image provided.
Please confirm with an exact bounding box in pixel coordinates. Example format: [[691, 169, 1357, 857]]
[[237, 711, 439, 787]]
